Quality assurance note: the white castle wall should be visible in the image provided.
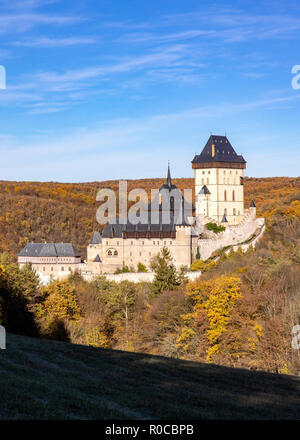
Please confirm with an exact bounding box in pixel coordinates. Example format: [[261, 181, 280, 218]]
[[37, 269, 202, 285], [198, 208, 265, 261]]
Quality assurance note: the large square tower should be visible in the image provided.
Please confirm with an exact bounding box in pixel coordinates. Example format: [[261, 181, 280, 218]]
[[192, 135, 246, 225]]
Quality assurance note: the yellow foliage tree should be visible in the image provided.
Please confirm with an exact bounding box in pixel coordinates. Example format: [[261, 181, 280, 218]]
[[179, 275, 242, 362], [35, 280, 82, 333]]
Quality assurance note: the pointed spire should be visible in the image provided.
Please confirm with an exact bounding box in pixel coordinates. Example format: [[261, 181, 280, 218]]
[[221, 214, 228, 223], [167, 161, 172, 188], [250, 200, 256, 208]]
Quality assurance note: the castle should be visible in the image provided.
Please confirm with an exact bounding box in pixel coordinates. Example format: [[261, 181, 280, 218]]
[[18, 135, 265, 281]]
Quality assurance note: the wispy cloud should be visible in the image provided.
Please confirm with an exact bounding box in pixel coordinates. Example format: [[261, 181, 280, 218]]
[[9, 44, 195, 95], [119, 30, 216, 43], [12, 36, 99, 47], [0, 13, 82, 34], [0, 0, 59, 9], [116, 9, 300, 44], [2, 92, 300, 180], [243, 72, 265, 79]]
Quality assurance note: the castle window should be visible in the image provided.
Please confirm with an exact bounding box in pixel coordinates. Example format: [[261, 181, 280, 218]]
[[107, 250, 112, 256], [131, 241, 133, 245], [139, 252, 141, 256], [149, 252, 151, 256], [157, 241, 159, 245], [202, 171, 205, 175], [224, 190, 227, 201], [224, 170, 226, 174], [164, 241, 166, 245], [51, 267, 53, 271], [233, 208, 236, 216], [224, 208, 227, 215], [130, 252, 132, 256], [207, 178, 209, 184], [61, 267, 64, 271], [142, 241, 144, 245], [68, 267, 71, 272], [114, 250, 118, 256], [170, 241, 172, 245], [232, 190, 235, 201], [43, 267, 46, 271], [153, 241, 155, 245], [117, 241, 119, 245], [208, 171, 210, 174]]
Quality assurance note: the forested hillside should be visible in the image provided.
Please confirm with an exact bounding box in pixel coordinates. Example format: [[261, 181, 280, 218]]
[[0, 176, 299, 376], [0, 177, 299, 258]]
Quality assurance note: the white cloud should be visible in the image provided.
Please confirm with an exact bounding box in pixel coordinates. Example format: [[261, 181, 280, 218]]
[[0, 13, 82, 34], [119, 30, 216, 43], [12, 36, 99, 47], [1, 93, 299, 180]]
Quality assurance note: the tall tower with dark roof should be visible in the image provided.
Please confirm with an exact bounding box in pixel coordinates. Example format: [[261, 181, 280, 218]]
[[192, 135, 246, 225]]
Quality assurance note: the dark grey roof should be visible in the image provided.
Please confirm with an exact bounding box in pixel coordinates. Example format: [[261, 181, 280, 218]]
[[192, 135, 246, 165], [221, 214, 228, 223], [199, 185, 211, 195], [90, 231, 102, 244], [102, 212, 183, 237], [101, 164, 195, 238], [250, 200, 256, 208], [93, 254, 101, 262], [18, 243, 81, 258]]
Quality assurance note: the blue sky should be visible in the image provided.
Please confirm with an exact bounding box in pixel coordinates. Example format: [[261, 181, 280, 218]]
[[0, 0, 300, 182]]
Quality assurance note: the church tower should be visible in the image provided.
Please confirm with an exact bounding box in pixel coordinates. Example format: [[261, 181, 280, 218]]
[[192, 135, 246, 225]]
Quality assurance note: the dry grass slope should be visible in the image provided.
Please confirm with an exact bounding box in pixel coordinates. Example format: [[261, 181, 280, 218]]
[[1, 333, 300, 420]]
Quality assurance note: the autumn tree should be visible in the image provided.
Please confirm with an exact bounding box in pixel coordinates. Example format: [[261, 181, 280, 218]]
[[35, 279, 82, 340], [0, 253, 39, 336]]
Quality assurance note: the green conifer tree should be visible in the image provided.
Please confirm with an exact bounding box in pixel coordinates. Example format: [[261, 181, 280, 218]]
[[151, 247, 179, 295]]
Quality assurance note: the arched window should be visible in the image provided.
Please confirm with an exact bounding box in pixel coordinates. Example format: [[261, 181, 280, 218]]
[[114, 250, 118, 256], [107, 250, 112, 256], [224, 190, 227, 201], [232, 190, 235, 201], [224, 208, 227, 215], [233, 208, 236, 216]]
